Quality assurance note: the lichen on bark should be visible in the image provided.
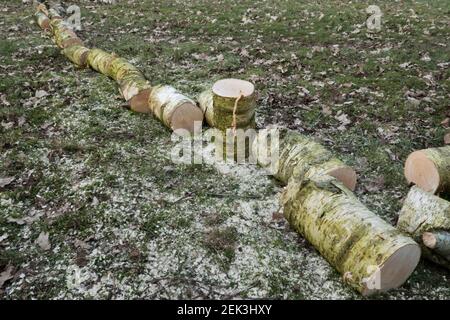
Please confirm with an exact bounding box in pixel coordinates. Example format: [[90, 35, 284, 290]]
[[397, 186, 450, 269], [282, 175, 420, 295]]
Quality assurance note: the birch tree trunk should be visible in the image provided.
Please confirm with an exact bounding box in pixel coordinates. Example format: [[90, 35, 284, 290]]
[[282, 175, 420, 295], [397, 186, 450, 269], [198, 79, 256, 131], [34, 3, 203, 133], [252, 127, 357, 190], [404, 146, 450, 194]]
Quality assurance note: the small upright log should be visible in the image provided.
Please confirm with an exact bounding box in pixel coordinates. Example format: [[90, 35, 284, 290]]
[[404, 146, 450, 194], [149, 85, 203, 133], [397, 186, 450, 269], [198, 79, 257, 160], [282, 175, 420, 296], [198, 79, 256, 131]]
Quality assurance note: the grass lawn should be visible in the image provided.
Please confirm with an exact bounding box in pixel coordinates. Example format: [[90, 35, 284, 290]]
[[0, 0, 449, 299]]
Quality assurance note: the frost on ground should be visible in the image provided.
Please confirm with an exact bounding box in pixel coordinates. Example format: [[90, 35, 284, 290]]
[[1, 0, 450, 299]]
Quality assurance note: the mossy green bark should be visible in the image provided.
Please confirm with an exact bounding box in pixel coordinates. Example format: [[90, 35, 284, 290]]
[[87, 49, 116, 76], [198, 89, 215, 127], [397, 186, 450, 269], [212, 93, 256, 132], [62, 45, 90, 68], [49, 18, 83, 49], [198, 89, 256, 131], [149, 85, 197, 128], [35, 11, 50, 31], [34, 3, 202, 132], [253, 127, 356, 188], [87, 50, 151, 100], [282, 175, 419, 295]]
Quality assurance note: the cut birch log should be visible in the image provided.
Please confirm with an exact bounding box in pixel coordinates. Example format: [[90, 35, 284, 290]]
[[198, 89, 214, 127], [34, 2, 203, 133], [422, 231, 450, 259], [35, 11, 51, 31], [48, 10, 84, 49], [397, 186, 450, 269], [404, 146, 450, 194], [86, 49, 152, 101], [149, 85, 203, 133], [252, 127, 357, 190], [198, 79, 256, 131], [282, 175, 420, 295], [62, 45, 90, 68]]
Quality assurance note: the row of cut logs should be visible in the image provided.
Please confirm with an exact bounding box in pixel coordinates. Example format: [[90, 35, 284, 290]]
[[33, 2, 450, 296], [35, 4, 203, 133], [251, 127, 422, 295]]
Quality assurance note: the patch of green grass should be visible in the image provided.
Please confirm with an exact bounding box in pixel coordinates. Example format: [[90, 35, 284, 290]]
[[141, 211, 168, 240], [202, 226, 238, 270]]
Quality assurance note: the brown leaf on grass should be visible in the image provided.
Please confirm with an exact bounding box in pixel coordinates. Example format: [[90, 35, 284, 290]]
[[444, 132, 450, 145], [1, 122, 14, 130], [35, 90, 48, 98], [322, 105, 332, 116], [335, 112, 351, 131], [272, 211, 284, 221], [365, 176, 385, 193], [0, 266, 14, 288], [0, 177, 14, 188], [35, 232, 51, 251], [0, 94, 11, 106], [74, 239, 90, 250]]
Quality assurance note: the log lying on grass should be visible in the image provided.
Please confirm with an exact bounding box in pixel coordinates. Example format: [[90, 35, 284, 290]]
[[282, 175, 420, 295], [34, 3, 203, 133], [252, 127, 357, 190], [149, 85, 202, 133], [48, 8, 84, 49], [397, 186, 450, 269], [404, 146, 450, 194]]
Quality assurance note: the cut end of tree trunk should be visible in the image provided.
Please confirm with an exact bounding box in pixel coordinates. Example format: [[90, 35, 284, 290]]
[[362, 243, 420, 296], [212, 78, 254, 98], [422, 232, 437, 249], [128, 88, 151, 113], [283, 175, 419, 295], [404, 150, 440, 193], [170, 101, 204, 134], [397, 186, 450, 269], [328, 166, 357, 191]]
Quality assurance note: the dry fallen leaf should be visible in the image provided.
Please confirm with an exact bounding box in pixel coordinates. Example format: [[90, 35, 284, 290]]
[[0, 177, 14, 188], [0, 94, 11, 106], [322, 105, 332, 116], [0, 266, 14, 288], [74, 239, 91, 250], [35, 90, 48, 98], [35, 232, 51, 251], [335, 112, 351, 131], [1, 122, 14, 130], [444, 133, 450, 145]]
